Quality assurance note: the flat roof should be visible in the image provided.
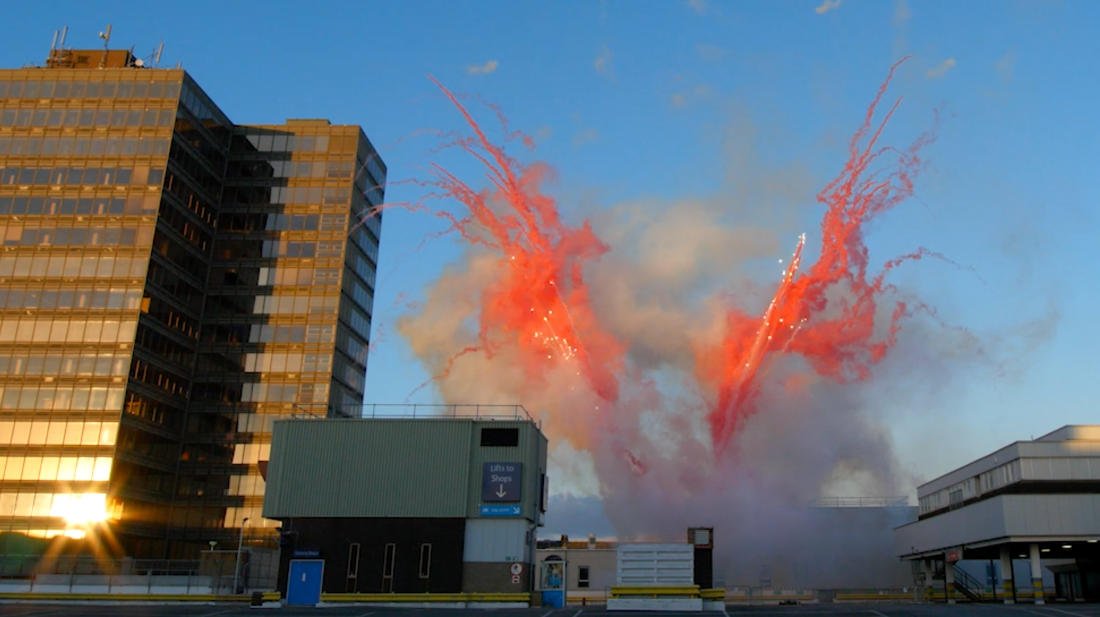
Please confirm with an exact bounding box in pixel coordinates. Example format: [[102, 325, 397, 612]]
[[918, 425, 1100, 496]]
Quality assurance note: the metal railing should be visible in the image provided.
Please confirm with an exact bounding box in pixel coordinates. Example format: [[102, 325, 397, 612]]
[[808, 496, 910, 508], [952, 564, 985, 602], [0, 552, 278, 594], [290, 403, 535, 422], [0, 556, 200, 577]]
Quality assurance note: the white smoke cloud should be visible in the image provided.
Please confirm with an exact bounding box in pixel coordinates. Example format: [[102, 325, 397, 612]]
[[394, 78, 1048, 587], [926, 58, 957, 79], [465, 60, 499, 75]]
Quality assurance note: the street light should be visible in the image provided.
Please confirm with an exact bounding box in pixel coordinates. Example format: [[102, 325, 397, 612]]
[[233, 517, 250, 595]]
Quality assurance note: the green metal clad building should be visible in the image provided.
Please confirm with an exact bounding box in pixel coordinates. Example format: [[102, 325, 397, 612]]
[[262, 409, 548, 596]]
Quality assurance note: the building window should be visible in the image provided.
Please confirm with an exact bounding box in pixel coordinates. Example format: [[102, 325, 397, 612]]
[[346, 543, 360, 593], [419, 544, 431, 579], [347, 543, 360, 578], [481, 427, 518, 447], [382, 543, 395, 593], [948, 488, 963, 508], [578, 566, 590, 589]]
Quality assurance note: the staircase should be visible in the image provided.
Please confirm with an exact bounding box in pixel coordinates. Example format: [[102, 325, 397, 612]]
[[952, 565, 986, 602]]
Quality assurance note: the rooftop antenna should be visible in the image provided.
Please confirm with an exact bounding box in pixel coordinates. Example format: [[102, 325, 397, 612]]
[[48, 29, 59, 65], [47, 26, 71, 68], [98, 23, 112, 68], [154, 42, 164, 68]]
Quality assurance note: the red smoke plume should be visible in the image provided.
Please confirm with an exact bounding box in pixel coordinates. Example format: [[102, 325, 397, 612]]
[[420, 78, 625, 407], [699, 57, 940, 456], [409, 58, 938, 467]]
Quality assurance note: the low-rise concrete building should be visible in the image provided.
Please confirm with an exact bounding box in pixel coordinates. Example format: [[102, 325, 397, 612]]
[[261, 408, 548, 601], [535, 535, 618, 600], [895, 425, 1100, 603]]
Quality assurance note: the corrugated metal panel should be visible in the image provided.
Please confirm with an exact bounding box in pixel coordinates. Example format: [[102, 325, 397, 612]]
[[462, 519, 529, 562], [263, 418, 548, 520], [465, 421, 548, 520], [263, 419, 475, 518]]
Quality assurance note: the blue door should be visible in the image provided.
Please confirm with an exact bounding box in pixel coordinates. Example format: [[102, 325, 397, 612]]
[[287, 560, 324, 606]]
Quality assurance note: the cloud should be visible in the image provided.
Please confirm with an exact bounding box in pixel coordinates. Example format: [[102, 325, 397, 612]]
[[891, 0, 911, 56], [815, 0, 842, 14], [695, 44, 724, 62], [926, 58, 956, 79], [995, 52, 1016, 83], [536, 126, 553, 141], [670, 84, 712, 109], [594, 45, 614, 78], [687, 0, 707, 15], [465, 60, 499, 75], [572, 128, 600, 147], [893, 0, 911, 26]]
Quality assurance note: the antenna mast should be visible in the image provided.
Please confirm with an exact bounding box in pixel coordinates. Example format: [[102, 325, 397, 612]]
[[98, 23, 112, 68], [47, 26, 70, 68]]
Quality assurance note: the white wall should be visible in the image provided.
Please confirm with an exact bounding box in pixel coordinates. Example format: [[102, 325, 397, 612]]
[[896, 494, 1100, 557], [617, 544, 693, 586], [463, 518, 529, 563], [535, 549, 617, 592], [1003, 494, 1100, 536]]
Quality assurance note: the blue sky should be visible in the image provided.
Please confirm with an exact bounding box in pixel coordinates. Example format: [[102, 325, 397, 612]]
[[4, 0, 1097, 487]]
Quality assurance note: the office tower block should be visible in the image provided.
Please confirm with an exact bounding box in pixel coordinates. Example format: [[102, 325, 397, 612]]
[[0, 46, 383, 559]]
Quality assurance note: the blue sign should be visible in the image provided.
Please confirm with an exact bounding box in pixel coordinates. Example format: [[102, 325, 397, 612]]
[[480, 504, 522, 516], [482, 462, 522, 502], [293, 549, 320, 558]]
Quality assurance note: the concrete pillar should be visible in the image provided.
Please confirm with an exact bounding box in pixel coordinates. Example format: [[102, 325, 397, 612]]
[[922, 559, 934, 603], [999, 546, 1014, 604], [944, 557, 956, 605], [1029, 543, 1044, 604]]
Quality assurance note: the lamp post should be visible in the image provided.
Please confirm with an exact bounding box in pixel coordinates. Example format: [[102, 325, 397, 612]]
[[233, 517, 250, 595]]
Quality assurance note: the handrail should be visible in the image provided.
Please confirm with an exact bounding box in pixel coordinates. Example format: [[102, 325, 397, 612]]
[[610, 585, 700, 598], [289, 403, 535, 422], [808, 496, 910, 508], [952, 564, 985, 602]]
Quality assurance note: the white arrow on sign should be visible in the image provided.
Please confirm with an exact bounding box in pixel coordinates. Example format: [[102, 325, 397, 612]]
[[511, 506, 520, 515], [496, 485, 507, 498]]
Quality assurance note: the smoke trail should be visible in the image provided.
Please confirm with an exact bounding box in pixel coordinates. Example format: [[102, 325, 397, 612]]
[[700, 58, 946, 457], [392, 61, 993, 584]]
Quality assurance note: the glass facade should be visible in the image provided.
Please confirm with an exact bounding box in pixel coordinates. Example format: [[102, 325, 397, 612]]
[[0, 51, 383, 559]]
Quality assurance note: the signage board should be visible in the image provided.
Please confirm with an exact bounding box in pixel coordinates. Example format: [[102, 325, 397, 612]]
[[480, 504, 521, 517], [482, 462, 522, 502], [946, 550, 961, 563], [511, 563, 524, 575], [293, 549, 320, 558]]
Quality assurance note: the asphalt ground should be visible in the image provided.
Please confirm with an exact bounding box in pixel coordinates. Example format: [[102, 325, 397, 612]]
[[0, 604, 1099, 617]]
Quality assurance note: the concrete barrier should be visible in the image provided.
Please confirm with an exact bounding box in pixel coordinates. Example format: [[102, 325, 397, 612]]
[[834, 590, 914, 602], [610, 585, 701, 598], [319, 592, 529, 607]]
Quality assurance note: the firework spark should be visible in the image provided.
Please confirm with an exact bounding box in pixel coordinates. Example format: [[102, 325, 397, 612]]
[[701, 57, 939, 456]]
